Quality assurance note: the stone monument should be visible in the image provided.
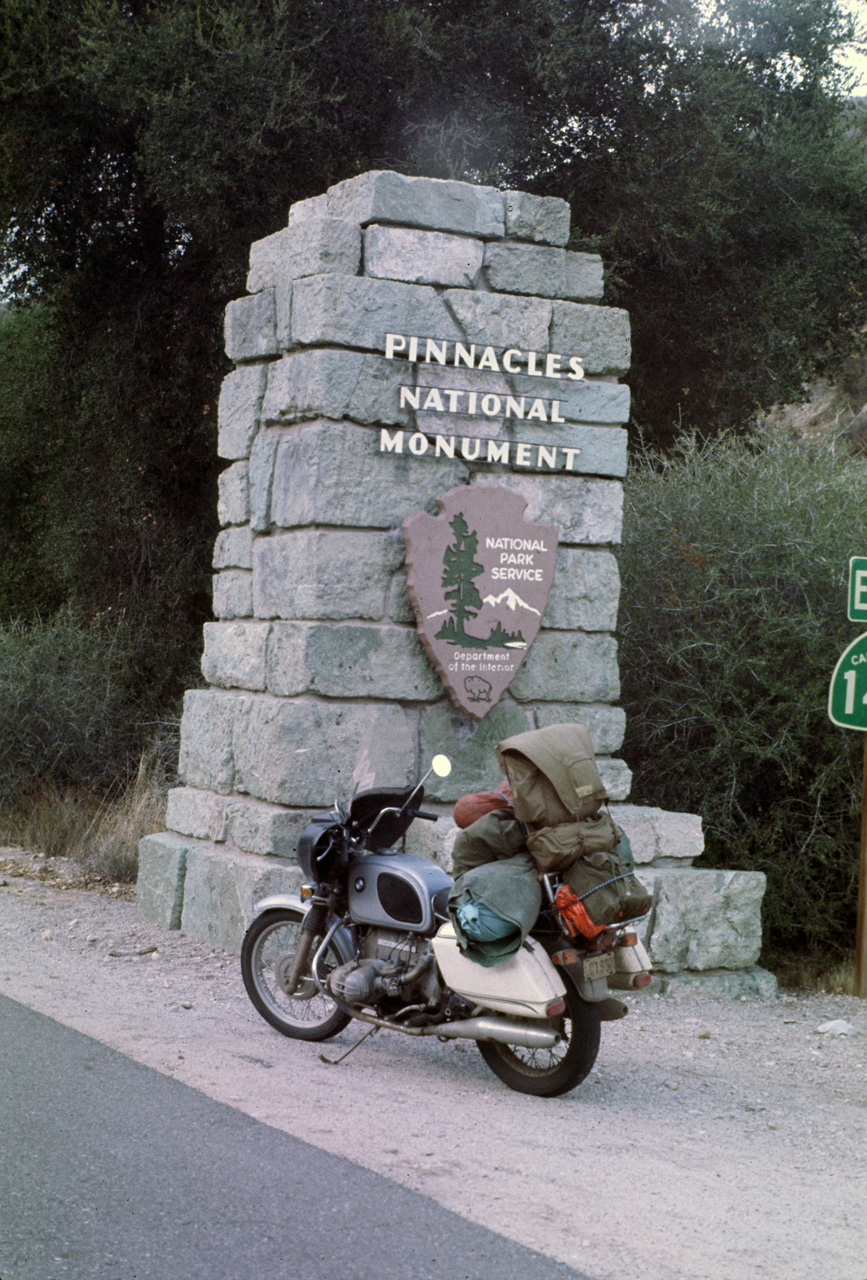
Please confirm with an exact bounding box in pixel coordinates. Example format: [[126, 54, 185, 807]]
[[138, 170, 774, 997]]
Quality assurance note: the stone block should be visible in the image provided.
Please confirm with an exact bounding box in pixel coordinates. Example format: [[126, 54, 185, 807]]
[[402, 802, 459, 870], [265, 622, 441, 701], [364, 225, 485, 287], [247, 218, 361, 291], [291, 273, 462, 354], [166, 787, 228, 842], [639, 868, 766, 972], [419, 701, 534, 802], [212, 570, 253, 619], [484, 243, 604, 301], [533, 703, 626, 753], [478, 474, 623, 545], [201, 621, 270, 691], [499, 425, 626, 478], [656, 966, 778, 999], [217, 364, 268, 460], [327, 170, 506, 238], [269, 420, 468, 529], [177, 688, 245, 794], [549, 303, 631, 376], [411, 364, 511, 438], [248, 427, 282, 532], [137, 832, 190, 930], [232, 697, 415, 806], [597, 757, 632, 801], [543, 548, 620, 631], [608, 804, 704, 867], [180, 842, 305, 953], [443, 290, 552, 351], [387, 571, 414, 624], [253, 529, 403, 621], [288, 194, 330, 223], [336, 421, 624, 479], [224, 798, 315, 858], [274, 282, 293, 350], [262, 350, 412, 428], [510, 631, 620, 703], [213, 526, 253, 570], [503, 191, 570, 246], [217, 461, 250, 526], [224, 290, 277, 362], [508, 374, 630, 426]]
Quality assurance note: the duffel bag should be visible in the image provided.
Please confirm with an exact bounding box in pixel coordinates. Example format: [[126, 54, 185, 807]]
[[555, 848, 652, 938]]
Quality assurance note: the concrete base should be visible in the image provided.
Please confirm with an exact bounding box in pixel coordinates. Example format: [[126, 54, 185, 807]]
[[138, 832, 303, 953], [650, 966, 778, 999]]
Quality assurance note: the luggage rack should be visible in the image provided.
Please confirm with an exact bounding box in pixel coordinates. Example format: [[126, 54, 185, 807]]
[[539, 871, 650, 934]]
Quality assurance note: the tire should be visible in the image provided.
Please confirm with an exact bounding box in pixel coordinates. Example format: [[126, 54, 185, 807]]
[[240, 908, 351, 1042], [476, 973, 601, 1097]]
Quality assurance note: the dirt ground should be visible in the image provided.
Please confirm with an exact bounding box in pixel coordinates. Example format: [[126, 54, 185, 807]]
[[1, 848, 865, 1280]]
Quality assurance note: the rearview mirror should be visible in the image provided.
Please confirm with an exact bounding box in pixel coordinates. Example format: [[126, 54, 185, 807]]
[[431, 754, 452, 778]]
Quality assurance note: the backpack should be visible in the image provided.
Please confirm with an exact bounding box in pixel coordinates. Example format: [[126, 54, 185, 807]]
[[496, 724, 650, 935], [555, 833, 652, 938]]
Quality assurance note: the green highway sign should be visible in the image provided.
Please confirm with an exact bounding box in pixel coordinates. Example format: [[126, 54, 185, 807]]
[[849, 557, 867, 622], [829, 632, 867, 729]]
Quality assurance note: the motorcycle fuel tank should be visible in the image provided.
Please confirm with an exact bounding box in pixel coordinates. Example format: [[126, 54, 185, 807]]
[[348, 853, 452, 935]]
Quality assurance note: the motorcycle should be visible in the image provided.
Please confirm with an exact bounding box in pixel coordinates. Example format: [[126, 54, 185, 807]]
[[240, 755, 651, 1097]]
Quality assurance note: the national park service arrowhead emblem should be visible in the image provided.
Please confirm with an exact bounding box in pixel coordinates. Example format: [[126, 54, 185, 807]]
[[403, 486, 558, 719]]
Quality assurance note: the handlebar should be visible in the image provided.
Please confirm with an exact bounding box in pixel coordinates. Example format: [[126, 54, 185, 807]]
[[413, 810, 439, 822]]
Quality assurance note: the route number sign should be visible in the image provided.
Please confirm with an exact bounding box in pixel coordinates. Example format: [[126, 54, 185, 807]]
[[849, 558, 867, 622], [830, 572, 867, 998], [828, 633, 867, 729]]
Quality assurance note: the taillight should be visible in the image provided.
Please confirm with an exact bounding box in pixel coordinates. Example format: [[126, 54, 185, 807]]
[[545, 998, 567, 1017], [617, 931, 638, 947], [633, 973, 652, 988]]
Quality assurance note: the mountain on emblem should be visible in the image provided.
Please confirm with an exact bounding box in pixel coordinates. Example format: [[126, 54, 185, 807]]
[[402, 485, 558, 719]]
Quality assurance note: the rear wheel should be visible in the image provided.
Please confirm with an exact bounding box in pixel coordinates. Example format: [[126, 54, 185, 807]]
[[241, 908, 350, 1042], [477, 973, 601, 1096]]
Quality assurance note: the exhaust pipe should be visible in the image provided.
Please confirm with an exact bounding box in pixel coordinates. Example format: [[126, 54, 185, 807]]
[[420, 1016, 559, 1048]]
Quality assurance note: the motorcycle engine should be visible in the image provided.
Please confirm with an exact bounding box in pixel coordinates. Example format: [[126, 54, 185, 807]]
[[327, 931, 440, 1009]]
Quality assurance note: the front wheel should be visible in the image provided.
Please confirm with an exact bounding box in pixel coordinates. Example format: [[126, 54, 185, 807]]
[[477, 973, 601, 1096], [241, 908, 351, 1041]]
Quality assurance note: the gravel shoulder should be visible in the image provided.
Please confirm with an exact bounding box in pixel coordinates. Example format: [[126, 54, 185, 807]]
[[1, 849, 865, 1280]]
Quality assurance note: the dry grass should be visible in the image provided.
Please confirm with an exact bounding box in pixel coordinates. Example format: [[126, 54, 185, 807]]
[[774, 956, 857, 996], [0, 751, 168, 882]]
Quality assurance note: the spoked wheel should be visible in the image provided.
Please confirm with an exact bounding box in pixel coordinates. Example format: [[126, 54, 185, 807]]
[[240, 908, 350, 1041], [477, 973, 601, 1096]]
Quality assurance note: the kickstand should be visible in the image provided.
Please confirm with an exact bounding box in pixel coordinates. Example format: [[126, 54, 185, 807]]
[[319, 1024, 379, 1066]]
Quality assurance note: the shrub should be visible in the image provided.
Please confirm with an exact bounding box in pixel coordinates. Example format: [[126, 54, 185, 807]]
[[0, 749, 170, 882], [618, 428, 867, 965], [0, 607, 177, 802]]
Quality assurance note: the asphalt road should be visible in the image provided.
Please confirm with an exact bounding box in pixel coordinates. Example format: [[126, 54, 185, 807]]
[[0, 994, 592, 1280]]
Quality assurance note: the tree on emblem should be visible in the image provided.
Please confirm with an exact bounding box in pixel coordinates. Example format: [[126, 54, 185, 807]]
[[436, 512, 484, 645]]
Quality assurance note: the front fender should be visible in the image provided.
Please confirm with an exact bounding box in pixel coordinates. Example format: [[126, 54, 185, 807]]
[[250, 894, 356, 966]]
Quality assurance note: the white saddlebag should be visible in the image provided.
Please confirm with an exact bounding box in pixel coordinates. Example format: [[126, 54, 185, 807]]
[[432, 923, 566, 1018]]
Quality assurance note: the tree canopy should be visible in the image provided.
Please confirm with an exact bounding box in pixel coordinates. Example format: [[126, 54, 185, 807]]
[[1, 0, 865, 698]]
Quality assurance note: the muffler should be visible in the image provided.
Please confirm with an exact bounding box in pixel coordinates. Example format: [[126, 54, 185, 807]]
[[420, 1016, 559, 1048]]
